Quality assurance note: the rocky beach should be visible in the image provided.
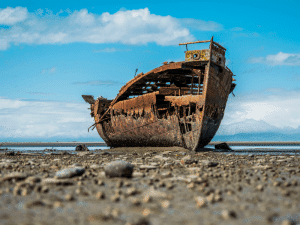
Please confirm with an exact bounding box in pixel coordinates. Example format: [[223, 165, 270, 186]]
[[0, 147, 299, 225]]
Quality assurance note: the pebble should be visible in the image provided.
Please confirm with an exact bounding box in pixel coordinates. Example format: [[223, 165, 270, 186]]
[[222, 210, 237, 219], [126, 187, 139, 196], [201, 160, 219, 167], [111, 194, 121, 202], [95, 191, 105, 199], [130, 197, 141, 206], [55, 167, 85, 179], [105, 161, 134, 178], [256, 184, 264, 191], [161, 200, 170, 208], [181, 155, 196, 165], [41, 178, 74, 186], [281, 220, 294, 225], [2, 172, 28, 181], [195, 196, 207, 208], [139, 165, 158, 170]]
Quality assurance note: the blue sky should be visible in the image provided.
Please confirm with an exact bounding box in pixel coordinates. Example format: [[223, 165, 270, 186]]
[[1, 0, 300, 142]]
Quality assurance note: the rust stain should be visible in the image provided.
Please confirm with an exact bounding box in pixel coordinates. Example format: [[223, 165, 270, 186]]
[[82, 36, 236, 151]]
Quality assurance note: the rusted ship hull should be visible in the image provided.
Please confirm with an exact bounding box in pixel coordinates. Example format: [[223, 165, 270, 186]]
[[83, 37, 236, 151]]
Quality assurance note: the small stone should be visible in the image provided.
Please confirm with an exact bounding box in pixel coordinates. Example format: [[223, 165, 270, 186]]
[[111, 208, 121, 217], [222, 210, 237, 219], [65, 194, 75, 201], [105, 161, 134, 178], [111, 194, 121, 202], [97, 179, 105, 186], [187, 183, 195, 189], [25, 176, 41, 184], [55, 167, 85, 179], [201, 161, 219, 167], [206, 193, 215, 203], [21, 188, 30, 196], [143, 208, 151, 217], [2, 172, 28, 181], [13, 186, 21, 196], [130, 197, 141, 206], [139, 165, 158, 170], [53, 201, 63, 208], [125, 218, 151, 225], [75, 144, 89, 151], [96, 191, 105, 200], [116, 180, 123, 188], [215, 142, 232, 150], [161, 200, 170, 208], [256, 185, 264, 191], [281, 220, 294, 225], [24, 200, 46, 209], [75, 187, 89, 196], [166, 182, 175, 190], [41, 178, 74, 186], [90, 164, 101, 169], [214, 194, 222, 202], [181, 155, 196, 165], [41, 186, 49, 193], [127, 187, 139, 196], [132, 172, 145, 178], [273, 181, 281, 187], [143, 195, 152, 203], [291, 180, 298, 186], [195, 196, 207, 208]]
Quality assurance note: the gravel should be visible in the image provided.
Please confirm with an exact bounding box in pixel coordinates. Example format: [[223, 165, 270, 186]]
[[0, 147, 299, 225]]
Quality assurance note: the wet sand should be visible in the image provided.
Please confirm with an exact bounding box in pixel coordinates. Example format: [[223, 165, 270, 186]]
[[0, 147, 299, 225]]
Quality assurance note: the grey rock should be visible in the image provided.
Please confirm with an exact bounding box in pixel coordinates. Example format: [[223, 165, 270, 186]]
[[215, 142, 232, 150], [105, 161, 134, 178], [75, 144, 89, 151], [201, 160, 219, 167], [55, 167, 85, 179]]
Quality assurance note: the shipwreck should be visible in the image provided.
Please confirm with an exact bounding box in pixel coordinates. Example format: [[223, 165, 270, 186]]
[[83, 37, 236, 151]]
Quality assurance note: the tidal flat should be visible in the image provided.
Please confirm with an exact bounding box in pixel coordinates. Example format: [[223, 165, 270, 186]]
[[0, 147, 299, 225]]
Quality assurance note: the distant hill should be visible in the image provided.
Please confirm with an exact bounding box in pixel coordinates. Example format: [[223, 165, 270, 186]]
[[212, 132, 300, 142]]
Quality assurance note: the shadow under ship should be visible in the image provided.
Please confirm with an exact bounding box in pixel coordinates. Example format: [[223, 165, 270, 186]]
[[83, 37, 236, 151]]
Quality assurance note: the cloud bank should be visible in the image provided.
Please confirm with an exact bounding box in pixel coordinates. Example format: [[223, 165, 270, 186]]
[[0, 97, 98, 139], [218, 89, 300, 135], [250, 52, 300, 66], [1, 89, 300, 140], [0, 7, 223, 50]]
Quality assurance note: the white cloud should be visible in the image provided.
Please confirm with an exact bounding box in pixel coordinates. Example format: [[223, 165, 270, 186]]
[[1, 89, 300, 139], [0, 97, 98, 138], [218, 89, 300, 135], [250, 52, 300, 66], [0, 7, 28, 25], [0, 7, 204, 50]]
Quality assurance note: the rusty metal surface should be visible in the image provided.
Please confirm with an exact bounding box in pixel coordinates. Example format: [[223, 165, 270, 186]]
[[83, 36, 235, 151]]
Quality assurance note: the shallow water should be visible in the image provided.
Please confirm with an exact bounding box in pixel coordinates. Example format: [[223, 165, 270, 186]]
[[2, 145, 300, 155]]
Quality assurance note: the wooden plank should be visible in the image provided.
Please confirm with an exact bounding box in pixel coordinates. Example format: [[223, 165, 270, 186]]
[[179, 40, 210, 45]]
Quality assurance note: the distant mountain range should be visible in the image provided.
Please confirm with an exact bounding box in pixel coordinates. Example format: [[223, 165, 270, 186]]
[[214, 119, 300, 142]]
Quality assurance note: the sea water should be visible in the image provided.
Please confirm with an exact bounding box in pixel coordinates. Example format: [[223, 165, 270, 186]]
[[2, 145, 300, 155]]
